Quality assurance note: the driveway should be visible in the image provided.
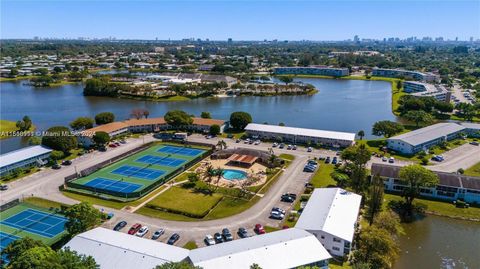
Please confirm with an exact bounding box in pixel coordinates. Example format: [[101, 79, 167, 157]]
[[428, 143, 480, 173]]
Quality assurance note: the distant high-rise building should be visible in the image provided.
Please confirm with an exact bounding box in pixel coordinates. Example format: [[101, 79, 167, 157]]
[[227, 38, 233, 43], [455, 37, 458, 41], [470, 37, 474, 42], [353, 35, 359, 42]]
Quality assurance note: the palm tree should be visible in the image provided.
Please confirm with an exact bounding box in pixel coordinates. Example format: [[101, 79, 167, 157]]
[[216, 140, 227, 150], [203, 165, 216, 183], [357, 130, 365, 140], [214, 167, 225, 189], [268, 154, 279, 167]]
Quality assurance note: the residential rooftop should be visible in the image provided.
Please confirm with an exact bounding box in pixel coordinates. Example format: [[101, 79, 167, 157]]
[[387, 123, 465, 147], [0, 145, 52, 168], [245, 123, 356, 142]]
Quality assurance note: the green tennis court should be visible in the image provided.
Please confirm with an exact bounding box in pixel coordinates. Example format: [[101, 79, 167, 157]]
[[0, 202, 68, 253], [69, 144, 206, 197]]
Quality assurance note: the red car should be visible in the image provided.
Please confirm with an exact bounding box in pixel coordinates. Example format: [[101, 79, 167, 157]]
[[109, 144, 117, 148], [128, 223, 142, 235], [254, 224, 265, 234]]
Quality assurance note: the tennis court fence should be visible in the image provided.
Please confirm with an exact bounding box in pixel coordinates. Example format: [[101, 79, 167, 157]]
[[0, 198, 21, 212], [64, 145, 213, 200]]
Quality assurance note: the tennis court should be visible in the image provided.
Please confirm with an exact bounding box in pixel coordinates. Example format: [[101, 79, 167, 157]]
[[136, 155, 186, 167], [0, 208, 67, 238], [84, 178, 142, 193], [69, 143, 207, 198], [0, 232, 19, 251], [111, 165, 165, 180], [157, 145, 204, 157]]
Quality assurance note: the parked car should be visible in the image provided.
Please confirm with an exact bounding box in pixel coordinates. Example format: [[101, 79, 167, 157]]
[[254, 140, 261, 145], [292, 145, 297, 150], [109, 143, 117, 148], [237, 227, 249, 238], [388, 157, 395, 163], [61, 160, 72, 166], [254, 224, 266, 234], [287, 144, 292, 150], [98, 146, 107, 152], [128, 223, 142, 235], [152, 229, 165, 240], [331, 157, 338, 165], [270, 211, 285, 220], [236, 139, 241, 143], [227, 134, 234, 139], [114, 142, 121, 146], [222, 228, 233, 241], [432, 155, 444, 162], [113, 221, 127, 231], [272, 142, 278, 147], [382, 156, 387, 162], [136, 226, 149, 237], [167, 233, 180, 245], [204, 234, 216, 246], [470, 141, 479, 146], [303, 165, 316, 172], [307, 147, 313, 152], [249, 140, 254, 144], [0, 185, 8, 191], [325, 157, 331, 163], [120, 140, 127, 144], [214, 232, 224, 243], [272, 207, 286, 215], [279, 143, 285, 149], [52, 163, 61, 170], [281, 194, 295, 203], [244, 138, 250, 144]]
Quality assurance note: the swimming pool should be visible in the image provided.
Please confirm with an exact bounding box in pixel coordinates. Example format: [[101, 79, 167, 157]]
[[222, 169, 247, 180]]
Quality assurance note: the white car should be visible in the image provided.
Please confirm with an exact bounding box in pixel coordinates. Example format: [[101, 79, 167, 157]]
[[307, 147, 313, 152], [136, 226, 149, 237], [254, 140, 261, 145], [204, 234, 216, 246], [272, 142, 278, 147]]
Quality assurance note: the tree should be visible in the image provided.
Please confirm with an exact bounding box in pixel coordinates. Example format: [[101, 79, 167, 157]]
[[8, 246, 60, 269], [28, 136, 42, 145], [216, 140, 227, 150], [131, 108, 148, 120], [373, 211, 404, 237], [50, 150, 65, 161], [455, 103, 477, 121], [1, 237, 46, 262], [200, 112, 211, 119], [404, 110, 434, 127], [57, 247, 99, 269], [64, 202, 103, 235], [164, 110, 193, 128], [70, 117, 94, 131], [396, 80, 402, 90], [229, 111, 252, 131], [53, 66, 62, 73], [278, 75, 294, 85], [330, 171, 350, 188], [203, 165, 216, 183], [35, 68, 49, 76], [353, 226, 400, 269], [366, 174, 384, 225], [357, 130, 365, 140], [94, 112, 115, 125], [398, 165, 439, 214], [209, 124, 221, 136], [16, 115, 33, 131], [155, 261, 202, 269], [92, 131, 110, 146], [341, 144, 371, 193], [278, 122, 285, 126], [372, 120, 404, 138], [10, 68, 19, 77], [41, 126, 78, 153], [250, 264, 262, 269]]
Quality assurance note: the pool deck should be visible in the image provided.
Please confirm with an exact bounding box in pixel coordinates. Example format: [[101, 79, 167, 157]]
[[196, 158, 267, 187]]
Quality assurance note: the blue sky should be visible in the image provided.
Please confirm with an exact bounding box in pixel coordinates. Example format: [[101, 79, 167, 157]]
[[1, 0, 479, 40]]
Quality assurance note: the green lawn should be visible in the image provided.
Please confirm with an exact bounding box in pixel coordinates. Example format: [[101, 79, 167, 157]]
[[205, 196, 259, 220], [146, 186, 223, 217], [0, 119, 35, 139], [310, 163, 336, 187], [464, 162, 480, 177], [384, 194, 480, 220], [279, 153, 295, 161], [23, 197, 68, 209], [264, 226, 281, 233]]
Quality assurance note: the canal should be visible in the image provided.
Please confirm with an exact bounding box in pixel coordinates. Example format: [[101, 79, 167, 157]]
[[0, 78, 396, 153]]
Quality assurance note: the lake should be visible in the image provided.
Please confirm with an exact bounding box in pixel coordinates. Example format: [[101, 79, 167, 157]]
[[395, 215, 480, 269], [0, 78, 396, 153]]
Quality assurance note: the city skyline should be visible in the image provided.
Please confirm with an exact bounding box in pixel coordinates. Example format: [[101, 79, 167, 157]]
[[1, 0, 479, 40]]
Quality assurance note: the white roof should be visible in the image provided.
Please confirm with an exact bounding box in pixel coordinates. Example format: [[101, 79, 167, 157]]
[[295, 188, 362, 242], [460, 122, 480, 130], [0, 145, 52, 168], [64, 228, 189, 269], [387, 123, 465, 147], [245, 123, 355, 142], [189, 228, 331, 269]]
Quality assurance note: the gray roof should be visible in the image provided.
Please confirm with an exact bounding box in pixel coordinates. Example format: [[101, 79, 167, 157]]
[[387, 123, 465, 147], [371, 163, 480, 191], [0, 145, 52, 168], [460, 122, 480, 130], [245, 123, 356, 142], [295, 188, 362, 242], [189, 228, 331, 269]]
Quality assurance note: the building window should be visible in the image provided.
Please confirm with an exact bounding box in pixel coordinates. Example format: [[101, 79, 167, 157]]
[[320, 235, 325, 239], [332, 247, 340, 251], [333, 237, 341, 243]]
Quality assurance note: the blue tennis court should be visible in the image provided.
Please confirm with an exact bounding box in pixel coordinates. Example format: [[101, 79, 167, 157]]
[[84, 178, 142, 193], [0, 232, 19, 251], [137, 155, 186, 167], [0, 209, 67, 238], [111, 165, 165, 180], [157, 146, 204, 156]]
